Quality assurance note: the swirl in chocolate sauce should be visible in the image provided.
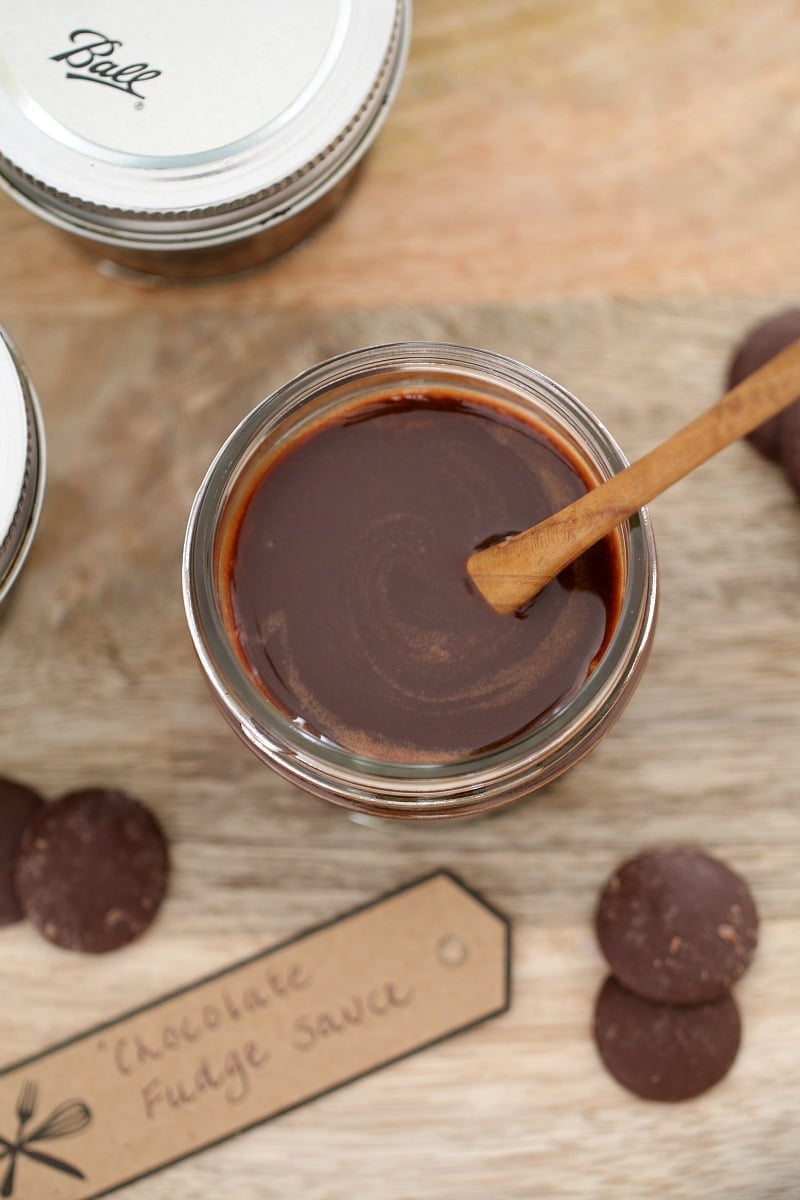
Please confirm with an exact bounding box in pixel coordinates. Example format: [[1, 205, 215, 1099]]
[[223, 391, 623, 764]]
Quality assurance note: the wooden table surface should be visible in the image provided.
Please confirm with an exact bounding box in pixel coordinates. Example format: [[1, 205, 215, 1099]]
[[2, 3, 799, 1197]]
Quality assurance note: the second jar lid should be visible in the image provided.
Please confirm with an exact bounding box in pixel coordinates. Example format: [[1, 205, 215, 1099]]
[[0, 329, 45, 605]]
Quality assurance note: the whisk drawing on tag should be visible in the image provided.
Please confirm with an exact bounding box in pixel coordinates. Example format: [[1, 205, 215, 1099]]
[[0, 1081, 92, 1196]]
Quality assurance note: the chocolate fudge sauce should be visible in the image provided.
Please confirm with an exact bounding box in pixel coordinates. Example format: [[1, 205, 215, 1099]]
[[222, 392, 623, 763]]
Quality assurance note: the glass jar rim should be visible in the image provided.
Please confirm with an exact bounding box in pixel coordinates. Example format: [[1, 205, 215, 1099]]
[[183, 341, 658, 817]]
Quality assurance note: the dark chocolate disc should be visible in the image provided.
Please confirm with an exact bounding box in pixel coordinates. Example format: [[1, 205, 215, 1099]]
[[595, 847, 758, 1005], [14, 789, 169, 953], [593, 975, 741, 1102], [727, 308, 800, 461], [0, 776, 43, 926]]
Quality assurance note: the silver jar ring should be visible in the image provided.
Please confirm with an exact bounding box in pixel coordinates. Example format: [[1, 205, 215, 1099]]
[[0, 1, 411, 279]]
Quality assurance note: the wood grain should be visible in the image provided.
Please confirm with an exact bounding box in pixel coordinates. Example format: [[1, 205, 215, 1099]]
[[1, 2, 800, 1197]]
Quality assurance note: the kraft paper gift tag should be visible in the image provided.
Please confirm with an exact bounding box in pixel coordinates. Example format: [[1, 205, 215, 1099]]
[[0, 870, 510, 1199]]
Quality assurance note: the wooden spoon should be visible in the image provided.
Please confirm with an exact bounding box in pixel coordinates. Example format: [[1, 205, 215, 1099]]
[[467, 337, 800, 614]]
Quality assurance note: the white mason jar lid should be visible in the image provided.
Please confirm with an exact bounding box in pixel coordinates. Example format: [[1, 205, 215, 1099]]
[[0, 0, 410, 249], [0, 329, 45, 604]]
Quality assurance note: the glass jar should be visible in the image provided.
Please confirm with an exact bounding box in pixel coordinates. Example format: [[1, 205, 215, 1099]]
[[0, 2, 410, 280], [183, 343, 658, 820], [0, 328, 46, 606]]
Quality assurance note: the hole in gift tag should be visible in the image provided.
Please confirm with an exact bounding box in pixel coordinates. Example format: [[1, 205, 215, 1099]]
[[437, 934, 469, 967]]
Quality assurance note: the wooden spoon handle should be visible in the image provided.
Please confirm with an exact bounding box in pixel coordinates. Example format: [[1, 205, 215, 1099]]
[[467, 337, 800, 614]]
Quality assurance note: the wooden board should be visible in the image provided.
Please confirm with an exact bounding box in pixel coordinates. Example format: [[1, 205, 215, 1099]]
[[2, 3, 800, 1198]]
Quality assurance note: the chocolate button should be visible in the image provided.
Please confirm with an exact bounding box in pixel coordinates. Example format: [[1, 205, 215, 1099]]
[[593, 976, 741, 1102], [727, 308, 800, 461], [14, 788, 169, 953], [0, 776, 43, 925], [595, 847, 758, 1005]]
